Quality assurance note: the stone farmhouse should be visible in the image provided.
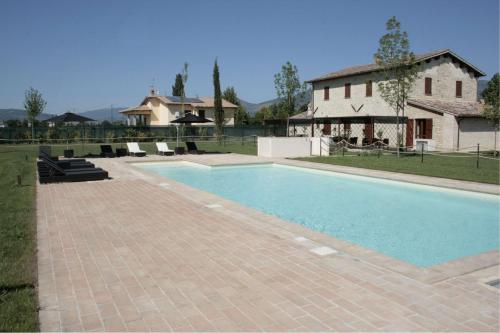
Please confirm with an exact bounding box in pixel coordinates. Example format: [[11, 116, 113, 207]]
[[290, 49, 498, 151]]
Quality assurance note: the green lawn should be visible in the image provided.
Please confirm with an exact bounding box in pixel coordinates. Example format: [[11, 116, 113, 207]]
[[42, 140, 257, 157], [0, 146, 38, 331], [295, 153, 500, 184]]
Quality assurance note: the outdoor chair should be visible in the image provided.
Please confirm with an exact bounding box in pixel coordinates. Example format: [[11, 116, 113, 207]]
[[185, 141, 205, 154], [126, 142, 147, 157], [38, 145, 58, 160], [100, 144, 116, 158], [38, 156, 108, 183], [39, 151, 90, 167], [155, 142, 174, 156]]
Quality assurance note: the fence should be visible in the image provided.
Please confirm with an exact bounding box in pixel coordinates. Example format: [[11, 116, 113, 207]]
[[327, 139, 499, 166], [0, 124, 288, 143]]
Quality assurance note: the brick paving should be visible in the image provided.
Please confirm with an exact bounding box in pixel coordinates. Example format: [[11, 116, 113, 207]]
[[37, 155, 499, 331]]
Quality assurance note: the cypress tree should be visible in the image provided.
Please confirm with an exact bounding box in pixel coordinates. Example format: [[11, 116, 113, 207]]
[[213, 60, 224, 141], [172, 73, 184, 96]]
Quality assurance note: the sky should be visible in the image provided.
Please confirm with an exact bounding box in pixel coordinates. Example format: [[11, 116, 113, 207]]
[[0, 0, 498, 113]]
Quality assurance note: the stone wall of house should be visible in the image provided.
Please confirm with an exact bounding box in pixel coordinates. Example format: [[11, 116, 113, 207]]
[[458, 118, 499, 151], [312, 56, 479, 119], [411, 56, 478, 102], [405, 105, 445, 150]]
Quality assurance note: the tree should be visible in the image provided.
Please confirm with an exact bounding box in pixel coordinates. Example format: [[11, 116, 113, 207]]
[[374, 16, 419, 156], [274, 61, 306, 117], [222, 86, 249, 125], [171, 73, 184, 97], [481, 73, 499, 154], [24, 87, 47, 143], [213, 59, 224, 141], [254, 106, 273, 125], [176, 62, 188, 147]]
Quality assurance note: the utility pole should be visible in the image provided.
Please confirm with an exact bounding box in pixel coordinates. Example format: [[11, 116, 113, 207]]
[[110, 104, 114, 123]]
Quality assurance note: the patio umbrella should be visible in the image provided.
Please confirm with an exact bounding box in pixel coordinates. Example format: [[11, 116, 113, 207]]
[[171, 113, 212, 147], [44, 112, 96, 150]]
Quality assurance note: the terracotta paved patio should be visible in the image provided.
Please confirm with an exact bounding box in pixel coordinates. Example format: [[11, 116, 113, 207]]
[[37, 154, 499, 331]]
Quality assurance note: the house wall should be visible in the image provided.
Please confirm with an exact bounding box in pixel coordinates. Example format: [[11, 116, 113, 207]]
[[193, 108, 235, 126], [405, 105, 445, 150], [411, 56, 478, 102], [312, 57, 478, 120], [458, 118, 499, 151]]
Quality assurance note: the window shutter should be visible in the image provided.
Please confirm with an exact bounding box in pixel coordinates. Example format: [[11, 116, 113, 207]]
[[366, 81, 372, 97], [456, 81, 462, 97], [324, 86, 329, 100], [345, 83, 351, 98], [425, 78, 432, 95], [425, 119, 433, 139]]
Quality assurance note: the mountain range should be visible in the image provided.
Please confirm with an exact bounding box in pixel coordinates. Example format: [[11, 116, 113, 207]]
[[0, 81, 490, 122]]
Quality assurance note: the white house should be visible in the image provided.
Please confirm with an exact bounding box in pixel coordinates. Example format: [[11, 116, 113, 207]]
[[292, 49, 498, 151], [121, 90, 238, 126]]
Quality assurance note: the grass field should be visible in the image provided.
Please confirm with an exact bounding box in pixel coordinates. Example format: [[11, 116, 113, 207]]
[[295, 152, 500, 184], [0, 146, 38, 331]]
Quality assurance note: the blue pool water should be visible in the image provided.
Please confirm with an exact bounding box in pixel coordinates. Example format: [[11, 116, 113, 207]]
[[138, 162, 499, 267]]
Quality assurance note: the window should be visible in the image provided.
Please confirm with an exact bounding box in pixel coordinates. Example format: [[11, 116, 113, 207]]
[[366, 80, 372, 97], [456, 81, 462, 98], [324, 86, 330, 100], [425, 77, 432, 96], [345, 83, 351, 98], [198, 110, 205, 118], [416, 119, 433, 139]]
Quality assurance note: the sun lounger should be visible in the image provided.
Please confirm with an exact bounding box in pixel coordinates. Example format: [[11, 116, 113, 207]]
[[155, 142, 174, 156], [126, 142, 147, 157], [39, 151, 91, 167], [38, 145, 59, 160], [38, 157, 108, 183], [100, 144, 116, 158], [186, 141, 205, 154]]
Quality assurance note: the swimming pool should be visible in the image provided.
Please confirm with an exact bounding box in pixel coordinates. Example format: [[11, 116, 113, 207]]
[[138, 162, 499, 267]]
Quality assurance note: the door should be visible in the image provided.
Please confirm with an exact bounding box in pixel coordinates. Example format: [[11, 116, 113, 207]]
[[364, 118, 374, 143], [323, 122, 331, 136], [406, 119, 414, 147]]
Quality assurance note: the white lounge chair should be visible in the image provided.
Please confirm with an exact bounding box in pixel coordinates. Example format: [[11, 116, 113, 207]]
[[156, 142, 175, 156], [126, 142, 146, 157]]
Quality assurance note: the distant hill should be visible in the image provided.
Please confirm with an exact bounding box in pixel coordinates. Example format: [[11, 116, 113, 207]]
[[239, 90, 311, 115], [0, 109, 55, 121], [78, 107, 128, 121], [0, 107, 127, 122]]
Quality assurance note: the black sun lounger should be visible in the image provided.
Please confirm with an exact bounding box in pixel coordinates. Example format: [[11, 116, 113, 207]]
[[38, 145, 59, 160], [185, 141, 205, 154], [38, 157, 108, 184], [100, 145, 116, 158], [39, 151, 93, 168]]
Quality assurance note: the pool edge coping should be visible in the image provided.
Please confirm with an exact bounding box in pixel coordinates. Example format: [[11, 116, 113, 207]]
[[128, 157, 500, 285]]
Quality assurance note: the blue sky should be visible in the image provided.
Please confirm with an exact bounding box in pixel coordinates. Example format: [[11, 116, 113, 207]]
[[0, 0, 498, 113]]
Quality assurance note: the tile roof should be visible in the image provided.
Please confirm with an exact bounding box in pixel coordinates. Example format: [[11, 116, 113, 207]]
[[120, 105, 152, 113], [308, 49, 485, 83], [289, 111, 313, 120], [407, 98, 484, 117], [142, 95, 238, 108]]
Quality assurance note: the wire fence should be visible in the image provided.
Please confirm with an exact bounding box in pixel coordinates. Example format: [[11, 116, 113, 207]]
[[0, 135, 259, 158], [326, 139, 499, 168]]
